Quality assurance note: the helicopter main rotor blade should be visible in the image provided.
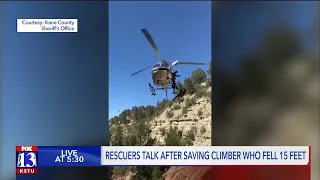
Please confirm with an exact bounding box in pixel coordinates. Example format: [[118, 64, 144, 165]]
[[131, 66, 151, 76], [141, 29, 161, 60]]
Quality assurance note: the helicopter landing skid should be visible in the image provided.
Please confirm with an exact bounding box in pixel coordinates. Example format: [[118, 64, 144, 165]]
[[149, 83, 156, 96]]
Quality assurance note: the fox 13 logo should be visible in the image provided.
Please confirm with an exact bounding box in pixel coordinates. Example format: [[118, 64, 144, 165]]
[[16, 146, 38, 174]]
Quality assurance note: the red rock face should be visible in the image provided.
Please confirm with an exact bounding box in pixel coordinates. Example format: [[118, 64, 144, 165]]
[[164, 166, 310, 180], [164, 166, 210, 180]]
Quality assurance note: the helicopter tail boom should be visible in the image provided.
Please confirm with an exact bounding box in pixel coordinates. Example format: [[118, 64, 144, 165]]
[[171, 60, 205, 67]]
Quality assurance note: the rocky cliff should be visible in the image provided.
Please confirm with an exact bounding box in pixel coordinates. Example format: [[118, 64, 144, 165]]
[[150, 86, 211, 146], [109, 80, 212, 180]]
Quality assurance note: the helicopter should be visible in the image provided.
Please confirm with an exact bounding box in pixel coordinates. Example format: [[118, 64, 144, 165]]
[[131, 28, 205, 98]]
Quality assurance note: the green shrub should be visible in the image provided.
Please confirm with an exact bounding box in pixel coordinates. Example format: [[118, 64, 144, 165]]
[[159, 127, 166, 136], [195, 88, 207, 98], [197, 109, 203, 117], [134, 166, 154, 180], [182, 106, 188, 114], [206, 77, 212, 87], [190, 96, 197, 104], [172, 104, 181, 110], [185, 98, 192, 108], [166, 110, 174, 118], [111, 125, 124, 146], [113, 166, 128, 176], [184, 78, 196, 94], [165, 126, 183, 146], [207, 97, 211, 103], [151, 167, 164, 180], [191, 126, 197, 134], [182, 129, 196, 146], [123, 134, 138, 146], [200, 125, 206, 135], [191, 68, 207, 85]]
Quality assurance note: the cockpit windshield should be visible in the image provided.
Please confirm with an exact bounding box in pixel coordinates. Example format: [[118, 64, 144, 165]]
[[152, 63, 160, 68], [152, 61, 169, 69]]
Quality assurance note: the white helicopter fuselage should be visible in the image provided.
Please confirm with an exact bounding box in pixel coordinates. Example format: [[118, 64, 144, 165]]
[[152, 67, 172, 88]]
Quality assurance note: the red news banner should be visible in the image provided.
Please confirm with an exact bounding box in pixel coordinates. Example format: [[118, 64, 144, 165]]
[[201, 164, 310, 180]]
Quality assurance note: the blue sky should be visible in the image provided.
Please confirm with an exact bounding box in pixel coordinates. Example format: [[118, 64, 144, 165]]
[[109, 1, 212, 118]]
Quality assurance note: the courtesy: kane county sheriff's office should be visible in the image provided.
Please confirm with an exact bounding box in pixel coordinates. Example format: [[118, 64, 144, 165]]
[[21, 19, 75, 26]]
